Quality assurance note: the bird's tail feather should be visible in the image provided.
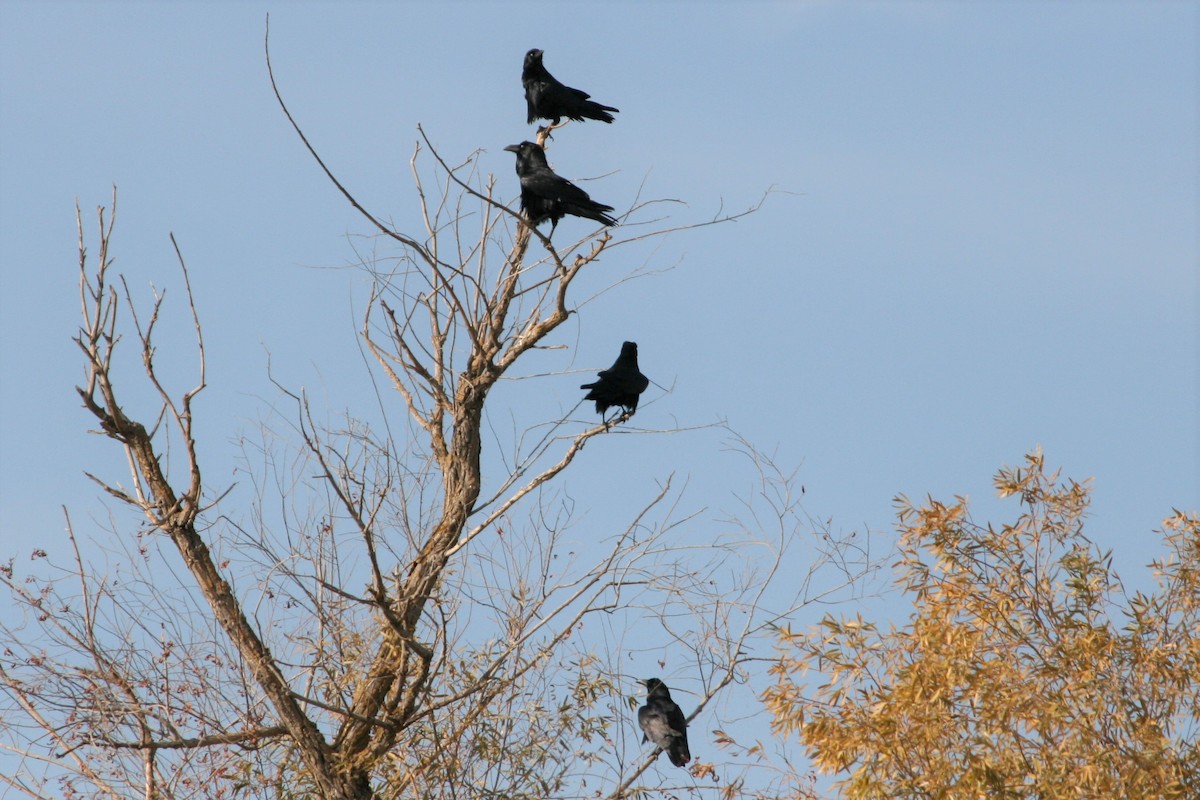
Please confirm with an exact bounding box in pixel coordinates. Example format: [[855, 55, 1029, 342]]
[[583, 102, 619, 123], [579, 207, 617, 226], [667, 742, 690, 767]]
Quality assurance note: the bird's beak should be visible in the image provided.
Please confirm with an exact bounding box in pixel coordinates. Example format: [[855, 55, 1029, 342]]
[[504, 144, 520, 153]]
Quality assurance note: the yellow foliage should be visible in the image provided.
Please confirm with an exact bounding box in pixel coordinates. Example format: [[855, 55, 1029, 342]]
[[763, 453, 1200, 800]]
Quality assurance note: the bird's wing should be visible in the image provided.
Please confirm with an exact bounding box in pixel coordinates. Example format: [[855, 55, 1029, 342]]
[[665, 703, 688, 736], [639, 708, 675, 747], [550, 82, 593, 103], [606, 366, 648, 394], [521, 168, 596, 206]]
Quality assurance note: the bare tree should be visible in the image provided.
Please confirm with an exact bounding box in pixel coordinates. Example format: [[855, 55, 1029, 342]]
[[0, 36, 875, 800]]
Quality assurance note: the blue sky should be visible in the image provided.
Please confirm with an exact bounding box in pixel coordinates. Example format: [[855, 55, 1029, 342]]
[[1, 0, 1197, 787]]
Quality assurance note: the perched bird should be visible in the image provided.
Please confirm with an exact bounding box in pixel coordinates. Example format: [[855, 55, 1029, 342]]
[[638, 678, 691, 768], [581, 341, 649, 418], [522, 48, 619, 126], [504, 140, 616, 238]]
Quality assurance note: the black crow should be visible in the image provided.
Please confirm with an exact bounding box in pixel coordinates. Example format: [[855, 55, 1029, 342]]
[[523, 48, 618, 126], [638, 678, 691, 768], [504, 141, 616, 238], [580, 341, 649, 418]]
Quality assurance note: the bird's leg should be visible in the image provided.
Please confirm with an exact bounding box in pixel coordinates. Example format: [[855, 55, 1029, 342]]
[[536, 119, 571, 148], [602, 408, 632, 429]]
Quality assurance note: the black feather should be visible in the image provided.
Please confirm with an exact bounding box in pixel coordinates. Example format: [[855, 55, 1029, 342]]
[[580, 341, 649, 417], [504, 141, 616, 237], [637, 678, 691, 768], [523, 48, 619, 125]]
